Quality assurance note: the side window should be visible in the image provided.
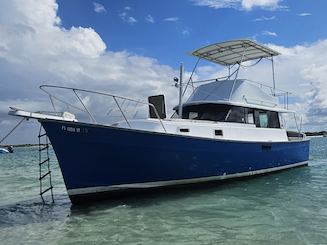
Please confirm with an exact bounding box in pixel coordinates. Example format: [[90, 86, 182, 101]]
[[254, 110, 280, 128], [279, 113, 285, 128], [189, 112, 198, 119], [225, 107, 245, 123], [259, 112, 268, 128], [255, 110, 268, 128], [268, 111, 280, 128], [245, 108, 254, 124]]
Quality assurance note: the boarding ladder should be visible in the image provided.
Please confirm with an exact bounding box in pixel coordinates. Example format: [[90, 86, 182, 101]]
[[38, 126, 54, 203]]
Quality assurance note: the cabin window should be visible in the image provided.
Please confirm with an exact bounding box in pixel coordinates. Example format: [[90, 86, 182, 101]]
[[267, 111, 280, 128], [189, 112, 198, 120], [225, 107, 245, 123], [245, 108, 255, 124], [180, 104, 280, 128], [182, 104, 230, 121], [259, 112, 268, 128], [254, 110, 280, 128]]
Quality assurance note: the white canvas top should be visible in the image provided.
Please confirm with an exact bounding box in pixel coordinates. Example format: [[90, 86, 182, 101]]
[[191, 39, 280, 66], [184, 80, 290, 112]]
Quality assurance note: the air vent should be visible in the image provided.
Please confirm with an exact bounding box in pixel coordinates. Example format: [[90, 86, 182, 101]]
[[214, 129, 223, 136], [179, 128, 189, 133], [262, 144, 272, 151]]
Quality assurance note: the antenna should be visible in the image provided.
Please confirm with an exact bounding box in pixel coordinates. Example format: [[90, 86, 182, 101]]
[[271, 56, 276, 96], [178, 63, 184, 118]]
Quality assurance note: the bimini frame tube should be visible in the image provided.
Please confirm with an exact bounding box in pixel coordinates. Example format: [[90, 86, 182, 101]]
[[271, 56, 276, 96], [229, 47, 247, 101]]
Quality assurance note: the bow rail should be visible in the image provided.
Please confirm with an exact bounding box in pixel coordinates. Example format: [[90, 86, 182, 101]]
[[39, 85, 167, 132]]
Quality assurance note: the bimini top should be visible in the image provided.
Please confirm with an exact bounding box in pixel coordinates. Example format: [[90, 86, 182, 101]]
[[191, 39, 280, 66]]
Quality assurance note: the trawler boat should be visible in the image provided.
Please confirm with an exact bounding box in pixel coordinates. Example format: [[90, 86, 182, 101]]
[[9, 40, 310, 204]]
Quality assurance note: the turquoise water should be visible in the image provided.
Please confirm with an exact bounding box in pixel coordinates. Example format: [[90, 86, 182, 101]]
[[1, 138, 327, 244]]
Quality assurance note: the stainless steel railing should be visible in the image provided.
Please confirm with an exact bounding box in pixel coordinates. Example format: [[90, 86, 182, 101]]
[[39, 85, 167, 132]]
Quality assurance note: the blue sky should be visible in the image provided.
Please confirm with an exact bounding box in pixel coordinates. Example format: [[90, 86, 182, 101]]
[[1, 0, 327, 144], [56, 0, 326, 68]]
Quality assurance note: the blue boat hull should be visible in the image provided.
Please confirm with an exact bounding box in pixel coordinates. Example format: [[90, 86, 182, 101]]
[[40, 120, 310, 203]]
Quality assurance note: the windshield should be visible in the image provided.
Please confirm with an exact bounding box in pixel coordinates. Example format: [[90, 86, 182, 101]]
[[182, 104, 230, 121], [181, 103, 280, 128]]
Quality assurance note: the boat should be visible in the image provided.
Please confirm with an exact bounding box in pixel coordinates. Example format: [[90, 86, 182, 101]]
[[8, 40, 310, 204], [0, 147, 9, 154], [0, 145, 13, 153]]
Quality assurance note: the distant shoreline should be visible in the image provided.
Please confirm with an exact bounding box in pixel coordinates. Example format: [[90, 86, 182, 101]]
[[304, 131, 327, 137]]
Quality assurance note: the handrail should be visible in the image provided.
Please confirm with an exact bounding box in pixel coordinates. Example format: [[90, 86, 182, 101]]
[[39, 85, 167, 133], [242, 96, 278, 108], [190, 77, 291, 95], [242, 79, 291, 94]]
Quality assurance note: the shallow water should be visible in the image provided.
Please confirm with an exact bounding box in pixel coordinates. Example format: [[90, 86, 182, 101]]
[[1, 138, 327, 244]]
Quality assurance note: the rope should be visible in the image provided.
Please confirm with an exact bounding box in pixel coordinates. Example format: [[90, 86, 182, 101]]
[[239, 58, 263, 68], [0, 118, 25, 144]]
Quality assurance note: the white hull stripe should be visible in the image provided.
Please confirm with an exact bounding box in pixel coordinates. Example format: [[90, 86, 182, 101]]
[[67, 161, 308, 196]]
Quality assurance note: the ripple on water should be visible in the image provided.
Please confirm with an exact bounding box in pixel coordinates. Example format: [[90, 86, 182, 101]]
[[1, 140, 327, 244]]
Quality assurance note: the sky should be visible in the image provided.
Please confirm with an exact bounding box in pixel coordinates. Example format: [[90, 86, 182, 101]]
[[1, 0, 327, 144]]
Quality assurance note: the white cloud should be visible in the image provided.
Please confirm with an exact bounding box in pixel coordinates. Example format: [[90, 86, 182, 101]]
[[119, 6, 136, 24], [182, 30, 190, 36], [262, 30, 278, 36], [298, 12, 312, 17], [119, 12, 137, 24], [128, 16, 137, 23], [0, 0, 178, 144], [242, 0, 281, 10], [145, 14, 155, 23], [93, 2, 106, 13], [253, 16, 276, 21], [1, 0, 327, 146], [0, 0, 61, 28], [191, 0, 239, 9], [191, 0, 286, 11], [163, 17, 179, 22]]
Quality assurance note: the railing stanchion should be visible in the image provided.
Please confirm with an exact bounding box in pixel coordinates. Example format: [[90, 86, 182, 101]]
[[113, 96, 131, 128], [73, 89, 97, 123]]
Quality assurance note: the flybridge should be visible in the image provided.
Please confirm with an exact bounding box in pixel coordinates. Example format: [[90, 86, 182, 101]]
[[178, 39, 287, 113]]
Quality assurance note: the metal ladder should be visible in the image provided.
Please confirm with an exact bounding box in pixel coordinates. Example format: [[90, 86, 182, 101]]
[[38, 126, 54, 203]]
